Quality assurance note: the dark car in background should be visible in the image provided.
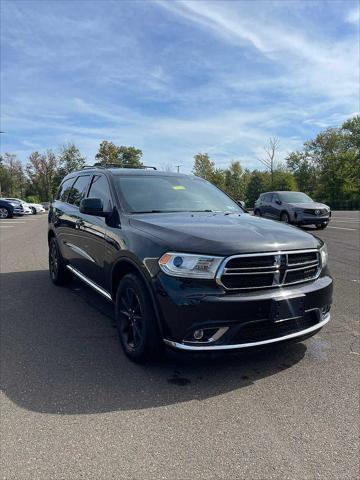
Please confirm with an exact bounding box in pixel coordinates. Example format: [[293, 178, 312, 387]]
[[0, 198, 27, 218], [0, 198, 15, 219], [254, 191, 331, 229], [48, 167, 332, 362]]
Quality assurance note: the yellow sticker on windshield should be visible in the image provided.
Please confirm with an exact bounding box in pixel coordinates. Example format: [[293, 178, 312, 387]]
[[173, 185, 186, 190]]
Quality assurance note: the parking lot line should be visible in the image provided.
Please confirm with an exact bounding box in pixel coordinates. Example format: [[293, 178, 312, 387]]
[[327, 226, 357, 231], [331, 219, 360, 223], [0, 225, 15, 228]]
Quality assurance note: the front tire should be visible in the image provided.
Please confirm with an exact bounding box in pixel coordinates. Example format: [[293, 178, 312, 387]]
[[115, 273, 163, 362], [31, 207, 37, 215], [49, 237, 72, 285], [280, 212, 290, 223], [254, 209, 261, 217]]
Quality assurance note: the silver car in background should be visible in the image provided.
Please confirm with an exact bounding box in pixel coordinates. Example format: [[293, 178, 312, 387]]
[[254, 191, 331, 229]]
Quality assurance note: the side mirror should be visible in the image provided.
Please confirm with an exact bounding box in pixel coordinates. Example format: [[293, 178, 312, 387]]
[[276, 200, 282, 205], [79, 198, 108, 217], [237, 200, 246, 209]]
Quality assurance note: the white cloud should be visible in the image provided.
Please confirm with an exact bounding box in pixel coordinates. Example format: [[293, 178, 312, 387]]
[[157, 0, 358, 105], [1, 0, 358, 173], [346, 6, 360, 24]]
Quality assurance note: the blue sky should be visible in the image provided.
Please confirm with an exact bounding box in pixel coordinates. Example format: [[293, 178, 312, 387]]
[[1, 0, 359, 172]]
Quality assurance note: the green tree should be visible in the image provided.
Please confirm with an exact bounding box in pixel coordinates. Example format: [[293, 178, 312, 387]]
[[224, 161, 245, 200], [245, 171, 271, 207], [192, 153, 215, 180], [95, 141, 143, 168], [286, 151, 317, 196], [0, 153, 26, 197], [342, 115, 360, 151], [118, 146, 143, 167], [272, 169, 298, 191], [0, 156, 12, 196], [286, 115, 359, 206], [26, 150, 59, 201], [58, 143, 86, 177], [211, 168, 226, 190]]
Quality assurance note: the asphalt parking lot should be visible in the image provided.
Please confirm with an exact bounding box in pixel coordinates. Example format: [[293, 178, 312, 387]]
[[0, 211, 359, 480]]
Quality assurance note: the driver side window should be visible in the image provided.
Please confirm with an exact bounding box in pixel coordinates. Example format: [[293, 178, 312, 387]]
[[88, 175, 112, 212]]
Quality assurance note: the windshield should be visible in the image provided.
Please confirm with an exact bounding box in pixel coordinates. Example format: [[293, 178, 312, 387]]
[[279, 192, 313, 203], [115, 175, 242, 214]]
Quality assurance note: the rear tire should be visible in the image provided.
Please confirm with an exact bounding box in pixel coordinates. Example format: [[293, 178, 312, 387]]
[[115, 273, 163, 362], [49, 237, 73, 285], [280, 212, 290, 223]]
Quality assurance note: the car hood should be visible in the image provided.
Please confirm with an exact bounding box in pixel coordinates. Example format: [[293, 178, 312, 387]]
[[130, 212, 320, 256], [289, 202, 329, 210]]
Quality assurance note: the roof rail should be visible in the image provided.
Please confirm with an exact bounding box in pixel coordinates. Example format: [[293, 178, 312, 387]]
[[81, 164, 157, 170]]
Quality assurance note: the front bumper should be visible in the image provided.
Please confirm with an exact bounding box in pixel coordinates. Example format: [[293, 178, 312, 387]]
[[164, 312, 330, 350], [154, 272, 333, 351], [294, 212, 330, 225]]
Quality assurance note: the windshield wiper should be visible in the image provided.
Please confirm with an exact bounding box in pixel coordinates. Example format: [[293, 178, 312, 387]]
[[131, 210, 185, 214], [131, 209, 222, 214], [187, 209, 220, 212]]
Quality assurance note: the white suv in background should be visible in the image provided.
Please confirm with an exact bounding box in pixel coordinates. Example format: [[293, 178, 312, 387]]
[[5, 198, 45, 215]]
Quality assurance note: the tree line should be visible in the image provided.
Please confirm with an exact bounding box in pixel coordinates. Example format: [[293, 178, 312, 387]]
[[0, 115, 359, 208], [193, 116, 359, 209]]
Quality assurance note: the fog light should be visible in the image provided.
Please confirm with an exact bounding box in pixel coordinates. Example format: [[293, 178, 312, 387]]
[[193, 329, 204, 340]]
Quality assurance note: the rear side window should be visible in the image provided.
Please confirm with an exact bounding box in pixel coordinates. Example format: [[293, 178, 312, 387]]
[[67, 175, 90, 206], [88, 175, 112, 212], [57, 178, 75, 202], [263, 193, 273, 202]]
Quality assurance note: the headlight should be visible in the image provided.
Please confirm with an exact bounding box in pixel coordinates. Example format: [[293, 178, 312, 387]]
[[159, 252, 224, 279], [320, 244, 328, 268]]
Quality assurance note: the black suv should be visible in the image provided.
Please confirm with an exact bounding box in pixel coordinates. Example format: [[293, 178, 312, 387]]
[[48, 167, 333, 362]]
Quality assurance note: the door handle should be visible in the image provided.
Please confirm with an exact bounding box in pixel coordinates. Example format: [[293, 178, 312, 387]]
[[75, 219, 84, 230]]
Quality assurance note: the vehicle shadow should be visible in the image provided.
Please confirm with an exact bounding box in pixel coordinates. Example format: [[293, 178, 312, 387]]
[[0, 270, 307, 415]]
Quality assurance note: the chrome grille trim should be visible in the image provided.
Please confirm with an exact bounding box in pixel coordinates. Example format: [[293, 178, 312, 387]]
[[216, 249, 321, 291]]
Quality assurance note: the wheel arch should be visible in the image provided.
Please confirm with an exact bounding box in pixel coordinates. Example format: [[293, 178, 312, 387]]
[[48, 229, 56, 244], [111, 257, 164, 336]]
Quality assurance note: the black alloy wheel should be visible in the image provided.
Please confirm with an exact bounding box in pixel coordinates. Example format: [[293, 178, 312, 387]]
[[116, 273, 163, 362], [119, 287, 144, 349], [49, 237, 72, 285]]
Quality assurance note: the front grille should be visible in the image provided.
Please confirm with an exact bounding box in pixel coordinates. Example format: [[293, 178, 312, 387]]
[[226, 255, 275, 269], [287, 251, 318, 265], [230, 312, 319, 344], [285, 266, 318, 284], [218, 250, 320, 291], [304, 208, 328, 216]]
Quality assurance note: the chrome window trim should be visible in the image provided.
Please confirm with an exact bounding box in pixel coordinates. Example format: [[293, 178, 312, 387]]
[[163, 312, 330, 351], [66, 265, 112, 300], [215, 249, 321, 291]]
